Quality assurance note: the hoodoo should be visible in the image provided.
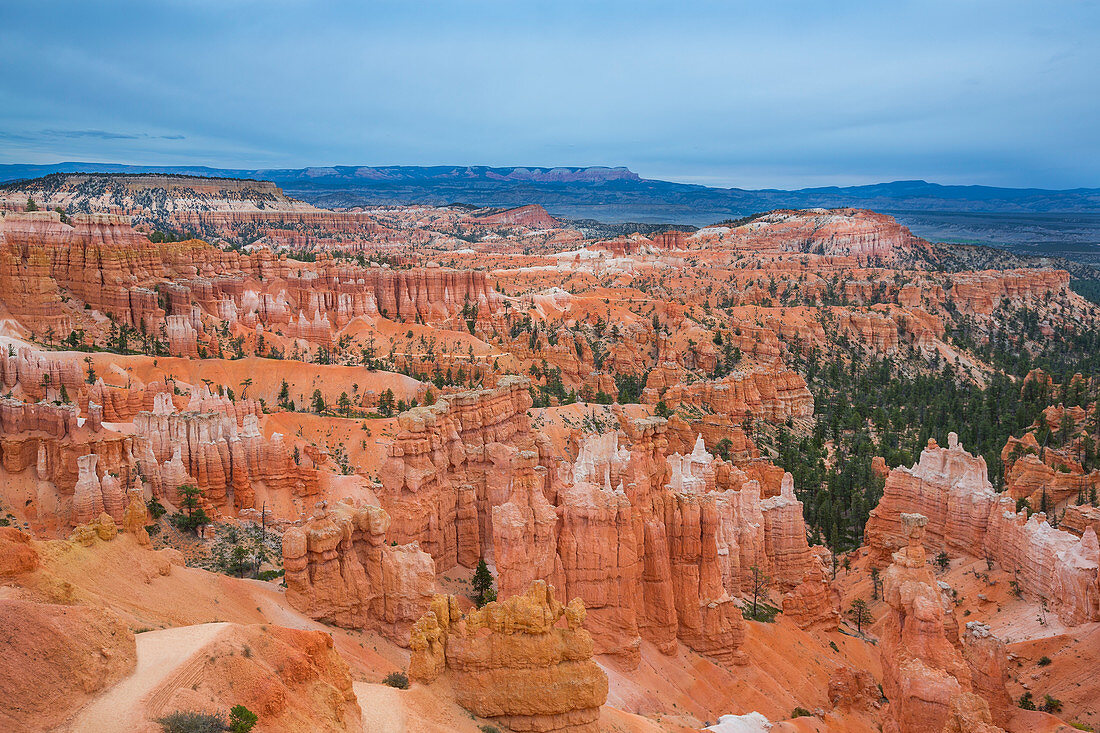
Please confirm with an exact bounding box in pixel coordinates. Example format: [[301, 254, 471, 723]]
[[0, 167, 1094, 732]]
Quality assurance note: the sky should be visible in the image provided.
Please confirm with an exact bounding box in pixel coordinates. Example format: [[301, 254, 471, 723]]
[[1, 0, 1098, 190]]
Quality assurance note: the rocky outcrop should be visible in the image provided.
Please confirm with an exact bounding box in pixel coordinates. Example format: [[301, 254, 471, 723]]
[[378, 376, 536, 569], [689, 209, 936, 265], [0, 397, 78, 437], [948, 269, 1071, 316], [985, 512, 1100, 626], [134, 403, 316, 513], [69, 513, 120, 546], [1062, 504, 1100, 538], [865, 432, 1100, 625], [865, 433, 997, 562], [491, 449, 566, 600], [282, 499, 435, 644], [1, 210, 502, 357], [375, 371, 822, 669], [0, 598, 136, 733], [466, 204, 561, 229], [144, 623, 363, 733], [409, 581, 608, 733], [828, 666, 881, 713], [121, 484, 151, 546], [879, 514, 1009, 733], [73, 454, 107, 523], [0, 347, 83, 402], [0, 396, 139, 530], [781, 560, 840, 630], [1002, 449, 1098, 510], [761, 473, 817, 588], [0, 527, 39, 575], [647, 367, 814, 422]]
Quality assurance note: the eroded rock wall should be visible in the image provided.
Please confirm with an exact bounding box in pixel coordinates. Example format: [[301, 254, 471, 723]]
[[409, 581, 608, 733], [866, 434, 1100, 625]]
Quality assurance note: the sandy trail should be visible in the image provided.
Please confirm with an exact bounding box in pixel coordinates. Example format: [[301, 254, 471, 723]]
[[355, 682, 408, 731], [67, 623, 228, 732]]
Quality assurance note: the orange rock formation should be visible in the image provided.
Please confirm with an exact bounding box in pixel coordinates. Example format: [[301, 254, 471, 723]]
[[865, 433, 1100, 625], [0, 598, 136, 732], [879, 513, 1011, 733], [282, 499, 436, 644], [409, 580, 608, 733]]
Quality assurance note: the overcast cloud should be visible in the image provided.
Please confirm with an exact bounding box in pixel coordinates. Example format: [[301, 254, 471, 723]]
[[1, 0, 1097, 189]]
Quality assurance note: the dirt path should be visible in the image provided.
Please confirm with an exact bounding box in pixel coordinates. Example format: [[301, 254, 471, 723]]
[[67, 623, 228, 732], [355, 681, 408, 731]]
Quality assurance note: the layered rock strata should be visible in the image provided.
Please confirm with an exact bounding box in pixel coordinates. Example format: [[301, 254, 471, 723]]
[[879, 513, 1011, 733], [375, 374, 824, 668], [409, 581, 608, 733], [865, 433, 1100, 624], [134, 401, 316, 513], [282, 499, 436, 644]]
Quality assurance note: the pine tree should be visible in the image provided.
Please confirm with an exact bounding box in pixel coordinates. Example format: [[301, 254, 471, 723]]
[[935, 550, 950, 572], [378, 388, 395, 416], [847, 598, 873, 634], [749, 565, 770, 620], [471, 558, 496, 607]]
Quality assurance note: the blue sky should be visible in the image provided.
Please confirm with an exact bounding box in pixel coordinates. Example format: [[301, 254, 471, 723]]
[[1, 0, 1098, 189]]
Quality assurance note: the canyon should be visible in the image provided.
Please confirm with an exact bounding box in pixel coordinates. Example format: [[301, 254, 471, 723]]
[[0, 174, 1096, 733]]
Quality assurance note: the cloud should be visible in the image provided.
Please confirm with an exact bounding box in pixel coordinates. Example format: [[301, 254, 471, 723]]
[[38, 129, 185, 141], [42, 129, 140, 140], [0, 0, 1096, 187]]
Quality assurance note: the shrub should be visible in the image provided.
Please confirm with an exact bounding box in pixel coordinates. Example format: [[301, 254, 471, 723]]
[[791, 707, 813, 718], [1018, 692, 1035, 710], [479, 726, 502, 733], [1037, 655, 1052, 666], [740, 600, 780, 623], [383, 671, 409, 689], [1041, 695, 1062, 713], [934, 551, 950, 571], [147, 497, 167, 519], [228, 705, 258, 733], [157, 710, 226, 733]]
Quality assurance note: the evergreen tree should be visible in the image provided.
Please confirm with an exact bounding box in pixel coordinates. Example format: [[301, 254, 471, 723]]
[[174, 485, 210, 534], [471, 558, 496, 607], [378, 388, 396, 416], [749, 565, 770, 620], [847, 598, 873, 634], [228, 705, 258, 733]]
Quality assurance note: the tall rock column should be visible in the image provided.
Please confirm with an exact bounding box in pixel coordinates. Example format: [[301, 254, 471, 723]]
[[73, 454, 105, 524], [491, 450, 565, 599], [880, 513, 1009, 733]]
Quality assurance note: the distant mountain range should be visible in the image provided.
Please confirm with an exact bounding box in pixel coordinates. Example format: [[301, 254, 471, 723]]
[[3, 163, 1099, 225], [3, 163, 1100, 267]]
